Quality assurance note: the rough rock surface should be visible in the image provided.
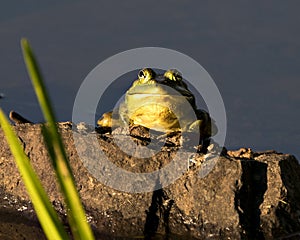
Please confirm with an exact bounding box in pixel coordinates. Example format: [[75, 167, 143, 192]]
[[0, 123, 300, 239]]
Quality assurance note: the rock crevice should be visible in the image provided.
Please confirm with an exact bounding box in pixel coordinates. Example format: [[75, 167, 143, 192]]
[[235, 160, 267, 239]]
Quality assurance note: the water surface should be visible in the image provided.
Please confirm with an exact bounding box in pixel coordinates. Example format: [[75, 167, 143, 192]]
[[0, 1, 299, 159]]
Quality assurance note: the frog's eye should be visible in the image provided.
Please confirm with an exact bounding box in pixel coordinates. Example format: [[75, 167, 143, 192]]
[[138, 68, 156, 82], [164, 69, 182, 82], [138, 70, 145, 79]]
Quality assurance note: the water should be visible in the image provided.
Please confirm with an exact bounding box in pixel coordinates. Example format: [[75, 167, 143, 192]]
[[0, 0, 299, 159]]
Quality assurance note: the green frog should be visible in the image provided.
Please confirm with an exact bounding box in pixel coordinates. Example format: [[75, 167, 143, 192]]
[[97, 68, 217, 146]]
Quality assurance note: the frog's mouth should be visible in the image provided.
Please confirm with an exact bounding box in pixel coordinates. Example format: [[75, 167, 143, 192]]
[[127, 93, 179, 96]]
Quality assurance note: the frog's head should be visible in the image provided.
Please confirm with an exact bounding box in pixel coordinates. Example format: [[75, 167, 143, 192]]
[[120, 68, 198, 132]]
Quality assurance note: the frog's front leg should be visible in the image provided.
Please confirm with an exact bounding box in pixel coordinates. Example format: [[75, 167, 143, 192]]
[[188, 109, 218, 153], [97, 111, 113, 128], [97, 109, 135, 132]]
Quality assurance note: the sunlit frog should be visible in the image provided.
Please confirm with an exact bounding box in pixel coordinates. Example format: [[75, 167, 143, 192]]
[[97, 68, 217, 145]]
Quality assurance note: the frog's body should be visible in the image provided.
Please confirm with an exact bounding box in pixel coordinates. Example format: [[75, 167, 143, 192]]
[[97, 68, 217, 144]]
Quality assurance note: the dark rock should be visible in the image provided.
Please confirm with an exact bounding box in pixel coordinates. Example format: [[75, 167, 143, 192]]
[[0, 123, 299, 239]]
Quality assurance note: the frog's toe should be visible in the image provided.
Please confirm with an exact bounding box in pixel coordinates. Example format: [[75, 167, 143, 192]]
[[97, 111, 112, 128]]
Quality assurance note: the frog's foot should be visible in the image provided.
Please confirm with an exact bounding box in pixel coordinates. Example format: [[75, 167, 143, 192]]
[[194, 138, 209, 154], [9, 111, 33, 124], [97, 111, 112, 128], [96, 111, 113, 134], [187, 119, 210, 153]]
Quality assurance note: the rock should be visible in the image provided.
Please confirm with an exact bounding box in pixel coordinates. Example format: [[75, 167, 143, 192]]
[[0, 189, 47, 240], [227, 148, 254, 159], [0, 123, 300, 239]]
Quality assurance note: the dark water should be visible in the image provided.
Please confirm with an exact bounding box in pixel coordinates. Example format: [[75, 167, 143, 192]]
[[0, 1, 299, 159]]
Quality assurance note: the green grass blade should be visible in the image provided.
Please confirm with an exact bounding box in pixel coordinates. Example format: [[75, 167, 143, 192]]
[[21, 38, 95, 240], [0, 109, 69, 240]]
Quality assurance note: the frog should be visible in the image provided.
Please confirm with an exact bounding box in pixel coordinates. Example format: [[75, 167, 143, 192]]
[[97, 68, 217, 147]]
